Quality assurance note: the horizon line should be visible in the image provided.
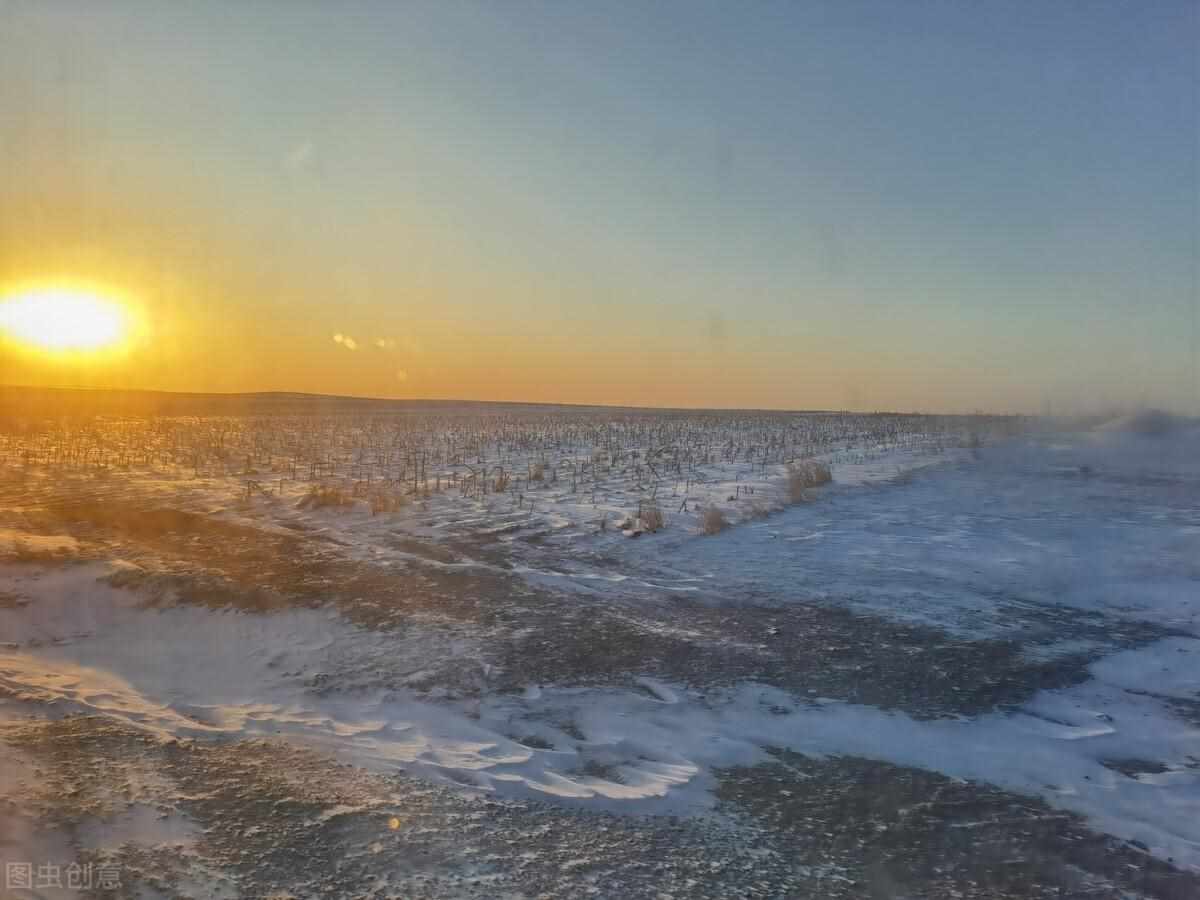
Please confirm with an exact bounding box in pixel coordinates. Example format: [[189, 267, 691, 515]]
[[0, 382, 1013, 418]]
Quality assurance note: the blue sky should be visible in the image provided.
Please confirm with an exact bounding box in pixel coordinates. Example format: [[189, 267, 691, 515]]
[[1, 0, 1195, 411]]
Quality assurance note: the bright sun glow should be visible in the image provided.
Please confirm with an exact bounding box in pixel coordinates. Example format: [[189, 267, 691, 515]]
[[0, 288, 130, 353]]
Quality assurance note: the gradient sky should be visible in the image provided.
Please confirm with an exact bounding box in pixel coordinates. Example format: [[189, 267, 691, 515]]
[[1, 0, 1195, 412]]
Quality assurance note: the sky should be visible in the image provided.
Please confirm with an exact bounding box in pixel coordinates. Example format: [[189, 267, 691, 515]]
[[0, 0, 1196, 413]]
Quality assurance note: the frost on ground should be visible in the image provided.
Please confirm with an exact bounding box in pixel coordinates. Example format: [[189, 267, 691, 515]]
[[0, 406, 1197, 898]]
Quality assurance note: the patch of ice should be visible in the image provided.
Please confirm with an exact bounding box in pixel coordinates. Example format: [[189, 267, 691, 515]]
[[1090, 638, 1200, 700]]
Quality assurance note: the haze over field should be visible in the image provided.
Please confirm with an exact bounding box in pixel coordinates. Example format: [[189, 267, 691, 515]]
[[1, 0, 1196, 413]]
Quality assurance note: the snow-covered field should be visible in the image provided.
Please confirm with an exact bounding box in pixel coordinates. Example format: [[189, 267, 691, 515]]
[[0, 407, 1197, 898]]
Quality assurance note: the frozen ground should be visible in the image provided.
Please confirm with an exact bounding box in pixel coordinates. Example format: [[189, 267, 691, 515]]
[[0, 410, 1197, 898]]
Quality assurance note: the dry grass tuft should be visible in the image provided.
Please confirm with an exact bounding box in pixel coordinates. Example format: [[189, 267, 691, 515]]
[[0, 589, 29, 608], [369, 491, 407, 516], [297, 485, 355, 510], [639, 502, 665, 533], [748, 500, 773, 520], [786, 460, 832, 503], [1, 535, 78, 564], [701, 506, 729, 535]]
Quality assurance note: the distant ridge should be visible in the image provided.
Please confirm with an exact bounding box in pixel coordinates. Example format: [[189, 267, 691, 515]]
[[0, 384, 1000, 419], [0, 384, 866, 418], [0, 385, 627, 418]]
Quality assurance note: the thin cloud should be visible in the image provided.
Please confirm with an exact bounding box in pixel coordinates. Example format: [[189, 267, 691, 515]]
[[283, 140, 315, 175]]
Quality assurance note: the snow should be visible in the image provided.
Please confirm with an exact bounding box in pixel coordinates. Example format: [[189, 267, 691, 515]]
[[1090, 638, 1200, 701], [0, 528, 79, 557], [551, 424, 1200, 638], [0, 417, 1197, 877]]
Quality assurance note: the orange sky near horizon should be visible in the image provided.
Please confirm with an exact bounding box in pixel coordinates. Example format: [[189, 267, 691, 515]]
[[0, 174, 1002, 413]]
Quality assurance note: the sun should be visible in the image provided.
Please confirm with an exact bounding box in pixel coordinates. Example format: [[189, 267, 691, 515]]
[[0, 287, 131, 353]]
